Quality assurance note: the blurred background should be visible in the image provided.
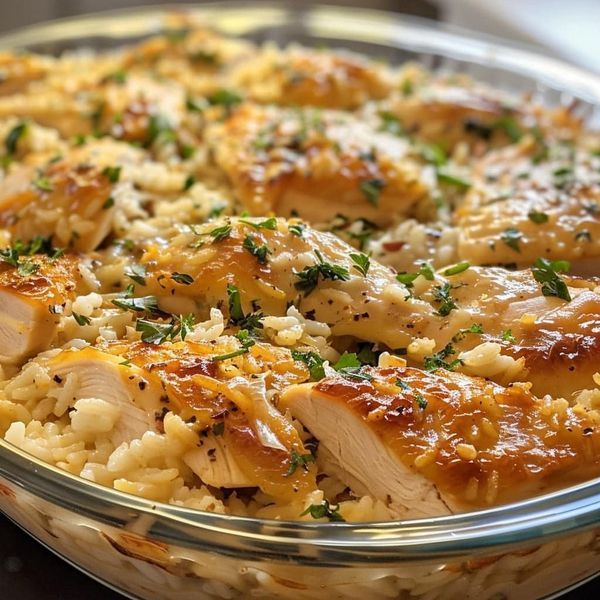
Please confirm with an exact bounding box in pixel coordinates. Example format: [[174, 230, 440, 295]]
[[0, 1, 598, 599], [0, 0, 597, 72]]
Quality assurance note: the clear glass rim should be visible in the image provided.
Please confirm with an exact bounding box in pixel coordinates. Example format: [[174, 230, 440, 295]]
[[0, 2, 599, 561]]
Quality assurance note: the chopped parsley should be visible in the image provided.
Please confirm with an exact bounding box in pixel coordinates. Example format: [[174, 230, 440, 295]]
[[349, 252, 370, 276], [575, 230, 592, 242], [72, 312, 92, 326], [183, 174, 196, 191], [4, 121, 28, 157], [112, 295, 161, 314], [172, 272, 194, 285], [531, 257, 571, 302], [301, 500, 345, 522], [285, 449, 316, 476], [288, 223, 305, 237], [242, 235, 271, 264], [451, 323, 484, 343], [208, 89, 242, 109], [442, 261, 470, 276], [356, 343, 378, 366], [0, 236, 62, 276], [104, 69, 127, 84], [146, 114, 175, 147], [528, 211, 549, 224], [432, 283, 457, 316], [226, 284, 263, 332], [32, 176, 54, 192], [240, 217, 277, 230], [359, 178, 385, 206], [209, 224, 232, 242], [190, 49, 218, 64], [500, 227, 522, 252], [501, 329, 516, 343], [294, 249, 350, 296], [493, 115, 523, 143], [396, 262, 435, 287], [101, 166, 121, 183], [16, 260, 39, 276], [437, 170, 471, 189], [227, 283, 245, 324], [102, 197, 115, 209], [125, 264, 147, 286], [332, 352, 373, 381], [378, 111, 403, 136], [420, 143, 447, 167], [212, 329, 256, 361], [414, 392, 428, 410], [423, 343, 462, 372], [136, 313, 195, 344], [291, 350, 326, 381]]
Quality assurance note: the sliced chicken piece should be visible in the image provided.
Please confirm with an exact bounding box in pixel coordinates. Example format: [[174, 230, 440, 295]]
[[0, 254, 87, 364], [282, 366, 600, 516], [136, 217, 600, 397], [139, 216, 432, 350], [0, 140, 145, 251], [418, 265, 600, 399], [206, 103, 434, 226], [383, 73, 581, 150], [48, 346, 164, 445], [229, 45, 392, 109], [93, 338, 316, 500], [456, 140, 600, 273], [0, 71, 187, 141]]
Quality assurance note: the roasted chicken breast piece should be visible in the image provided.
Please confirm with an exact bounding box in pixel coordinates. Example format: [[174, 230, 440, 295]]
[[456, 140, 600, 273], [46, 339, 316, 500], [382, 69, 581, 150], [133, 217, 600, 397], [0, 254, 87, 364], [282, 366, 600, 515], [417, 265, 600, 398], [137, 216, 432, 350], [230, 45, 392, 109], [0, 139, 146, 252], [206, 103, 434, 226]]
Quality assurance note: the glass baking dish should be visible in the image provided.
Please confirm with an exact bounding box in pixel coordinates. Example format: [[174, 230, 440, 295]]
[[0, 3, 599, 599]]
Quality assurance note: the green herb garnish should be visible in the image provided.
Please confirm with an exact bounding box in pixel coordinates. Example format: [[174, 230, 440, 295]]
[[212, 329, 256, 361], [432, 283, 457, 316], [72, 312, 92, 326], [301, 500, 345, 522], [350, 252, 370, 276], [531, 257, 571, 301], [294, 249, 350, 296], [501, 227, 522, 252], [101, 166, 121, 183], [172, 272, 194, 285], [286, 449, 316, 476], [359, 178, 385, 206], [291, 350, 326, 381], [442, 261, 470, 276], [243, 235, 271, 264], [528, 211, 549, 224]]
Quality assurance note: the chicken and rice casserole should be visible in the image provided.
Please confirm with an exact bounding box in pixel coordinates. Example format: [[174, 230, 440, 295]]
[[0, 15, 600, 525]]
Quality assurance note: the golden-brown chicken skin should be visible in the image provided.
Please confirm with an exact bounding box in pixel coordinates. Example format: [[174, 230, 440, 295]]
[[283, 366, 600, 513], [49, 339, 316, 501], [230, 45, 392, 109], [206, 103, 434, 226], [0, 253, 88, 363], [456, 139, 600, 273]]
